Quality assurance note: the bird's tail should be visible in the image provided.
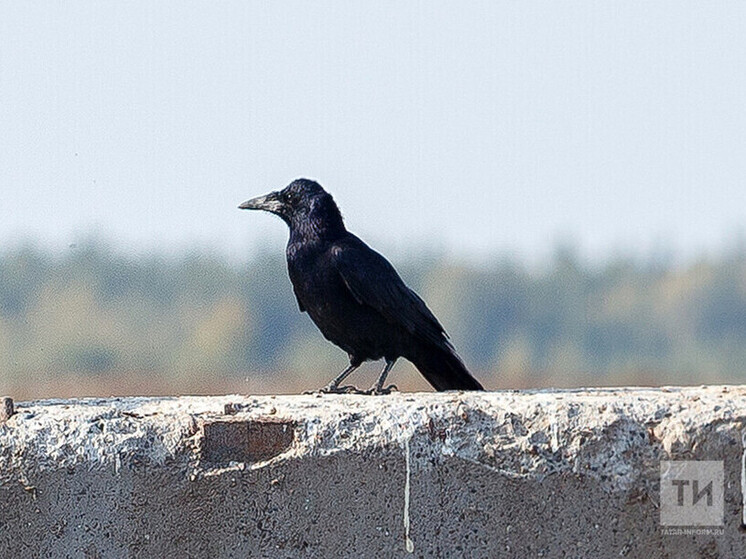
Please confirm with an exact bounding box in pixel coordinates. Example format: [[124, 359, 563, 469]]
[[409, 344, 484, 391]]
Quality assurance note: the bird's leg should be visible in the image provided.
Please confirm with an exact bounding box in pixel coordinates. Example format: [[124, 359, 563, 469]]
[[314, 363, 362, 394], [367, 359, 399, 395]]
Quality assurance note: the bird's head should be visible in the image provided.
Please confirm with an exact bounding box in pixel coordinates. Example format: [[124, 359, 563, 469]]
[[239, 178, 345, 235]]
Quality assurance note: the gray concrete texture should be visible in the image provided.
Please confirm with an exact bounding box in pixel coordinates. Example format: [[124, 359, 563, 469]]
[[1, 387, 745, 558]]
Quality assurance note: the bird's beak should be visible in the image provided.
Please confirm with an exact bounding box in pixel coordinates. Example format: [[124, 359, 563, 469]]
[[238, 191, 284, 214]]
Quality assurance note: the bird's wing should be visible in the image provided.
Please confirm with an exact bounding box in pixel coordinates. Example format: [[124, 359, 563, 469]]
[[330, 237, 449, 349]]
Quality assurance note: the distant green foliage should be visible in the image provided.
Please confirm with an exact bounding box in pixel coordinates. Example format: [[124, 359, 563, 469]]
[[1, 239, 745, 391]]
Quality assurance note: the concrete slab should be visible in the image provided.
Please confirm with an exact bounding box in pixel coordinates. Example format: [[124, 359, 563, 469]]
[[1, 387, 745, 557]]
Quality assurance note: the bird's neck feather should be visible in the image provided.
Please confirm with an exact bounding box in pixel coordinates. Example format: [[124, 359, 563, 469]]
[[289, 218, 345, 244], [289, 198, 346, 243]]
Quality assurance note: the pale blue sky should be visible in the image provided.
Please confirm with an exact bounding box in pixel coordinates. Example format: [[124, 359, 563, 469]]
[[1, 2, 744, 264]]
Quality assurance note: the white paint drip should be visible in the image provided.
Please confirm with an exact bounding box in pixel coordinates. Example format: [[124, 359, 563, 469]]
[[403, 437, 414, 554], [551, 420, 560, 452]]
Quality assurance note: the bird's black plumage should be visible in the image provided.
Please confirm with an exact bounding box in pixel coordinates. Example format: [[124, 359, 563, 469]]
[[239, 178, 484, 393]]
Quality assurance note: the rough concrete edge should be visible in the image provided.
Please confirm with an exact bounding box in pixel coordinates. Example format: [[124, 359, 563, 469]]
[[1, 387, 745, 500], [0, 397, 13, 423]]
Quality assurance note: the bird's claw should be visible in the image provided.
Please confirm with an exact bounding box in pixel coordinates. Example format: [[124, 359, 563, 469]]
[[366, 384, 399, 395], [307, 384, 367, 395]]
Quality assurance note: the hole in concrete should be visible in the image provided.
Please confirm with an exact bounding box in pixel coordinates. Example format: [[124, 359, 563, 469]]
[[200, 418, 295, 463]]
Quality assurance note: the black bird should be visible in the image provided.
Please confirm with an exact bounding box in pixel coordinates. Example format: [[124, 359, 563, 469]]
[[239, 179, 484, 393]]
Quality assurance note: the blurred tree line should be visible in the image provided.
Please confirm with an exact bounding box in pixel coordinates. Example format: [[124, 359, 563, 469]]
[[1, 238, 745, 397]]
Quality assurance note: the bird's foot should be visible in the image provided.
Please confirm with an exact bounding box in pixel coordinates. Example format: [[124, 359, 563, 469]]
[[365, 384, 399, 396], [306, 384, 367, 395]]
